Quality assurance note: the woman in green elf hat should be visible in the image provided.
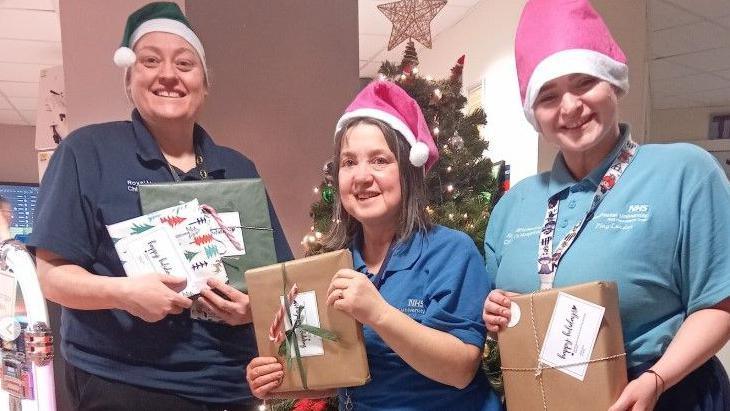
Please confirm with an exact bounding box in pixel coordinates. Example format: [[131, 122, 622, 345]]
[[30, 2, 291, 410]]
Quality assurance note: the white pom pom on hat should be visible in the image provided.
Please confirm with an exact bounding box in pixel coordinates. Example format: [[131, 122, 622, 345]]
[[409, 141, 430, 168], [113, 47, 136, 68], [335, 81, 439, 172]]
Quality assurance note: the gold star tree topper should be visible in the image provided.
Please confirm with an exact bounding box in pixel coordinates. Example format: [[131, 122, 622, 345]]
[[378, 0, 448, 51]]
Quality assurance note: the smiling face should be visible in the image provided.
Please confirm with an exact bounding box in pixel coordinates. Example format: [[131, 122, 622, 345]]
[[533, 73, 621, 168], [338, 123, 402, 232], [127, 32, 207, 125]]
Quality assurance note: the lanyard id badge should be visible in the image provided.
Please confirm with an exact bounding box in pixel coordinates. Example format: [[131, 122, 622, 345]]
[[537, 138, 638, 290]]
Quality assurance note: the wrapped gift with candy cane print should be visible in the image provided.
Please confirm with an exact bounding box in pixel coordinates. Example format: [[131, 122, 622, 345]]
[[106, 198, 227, 299]]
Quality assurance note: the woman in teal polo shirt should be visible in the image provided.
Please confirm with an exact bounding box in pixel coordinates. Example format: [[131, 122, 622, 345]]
[[247, 81, 502, 410], [483, 1, 730, 410]]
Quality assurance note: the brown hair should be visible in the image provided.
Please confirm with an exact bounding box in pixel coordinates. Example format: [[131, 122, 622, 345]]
[[319, 117, 431, 252]]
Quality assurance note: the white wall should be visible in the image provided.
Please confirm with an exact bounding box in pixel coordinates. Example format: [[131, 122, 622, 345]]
[[650, 106, 730, 142], [416, 0, 649, 182], [0, 124, 37, 183], [418, 0, 535, 184]]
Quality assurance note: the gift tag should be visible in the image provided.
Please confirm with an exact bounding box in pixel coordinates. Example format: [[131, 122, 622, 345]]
[[282, 290, 325, 357], [117, 225, 190, 279], [538, 292, 605, 381]]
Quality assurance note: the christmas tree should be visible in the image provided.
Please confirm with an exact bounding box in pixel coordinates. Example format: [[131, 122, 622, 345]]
[[307, 41, 498, 255]]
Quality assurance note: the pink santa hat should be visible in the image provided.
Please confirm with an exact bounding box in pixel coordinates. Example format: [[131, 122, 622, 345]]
[[515, 0, 629, 129], [336, 81, 439, 171]]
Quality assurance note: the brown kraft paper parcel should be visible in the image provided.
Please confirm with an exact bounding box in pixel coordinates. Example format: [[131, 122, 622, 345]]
[[246, 250, 370, 392], [498, 281, 628, 411]]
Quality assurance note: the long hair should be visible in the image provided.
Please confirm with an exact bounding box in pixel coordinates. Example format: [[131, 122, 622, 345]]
[[319, 117, 431, 253]]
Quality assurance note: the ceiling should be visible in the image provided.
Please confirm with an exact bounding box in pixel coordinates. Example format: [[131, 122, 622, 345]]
[[650, 0, 730, 109], [0, 0, 61, 126], [1, 0, 730, 126]]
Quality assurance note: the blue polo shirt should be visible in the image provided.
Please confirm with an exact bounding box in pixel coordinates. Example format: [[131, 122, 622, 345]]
[[485, 124, 730, 368], [339, 225, 502, 411], [29, 109, 292, 404]]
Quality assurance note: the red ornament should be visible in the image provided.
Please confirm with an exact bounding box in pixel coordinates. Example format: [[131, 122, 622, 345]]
[[293, 399, 329, 411], [450, 54, 465, 82]]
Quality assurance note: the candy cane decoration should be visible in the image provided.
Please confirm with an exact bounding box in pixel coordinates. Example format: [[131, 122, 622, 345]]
[[200, 204, 244, 251], [268, 283, 299, 345]]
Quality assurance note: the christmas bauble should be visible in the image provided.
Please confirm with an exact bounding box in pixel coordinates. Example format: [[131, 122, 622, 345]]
[[479, 191, 492, 204], [321, 186, 335, 203], [449, 133, 464, 150]]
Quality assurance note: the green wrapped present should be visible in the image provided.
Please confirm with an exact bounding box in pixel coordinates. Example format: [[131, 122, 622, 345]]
[[139, 178, 277, 292]]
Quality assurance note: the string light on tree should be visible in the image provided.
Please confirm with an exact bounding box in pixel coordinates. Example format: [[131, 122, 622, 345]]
[[446, 184, 454, 193]]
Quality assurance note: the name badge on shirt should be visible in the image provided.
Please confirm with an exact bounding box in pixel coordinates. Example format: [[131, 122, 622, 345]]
[[539, 292, 605, 381]]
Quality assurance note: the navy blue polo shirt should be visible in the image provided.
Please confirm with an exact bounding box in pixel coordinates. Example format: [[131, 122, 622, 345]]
[[339, 225, 503, 411], [30, 109, 292, 404]]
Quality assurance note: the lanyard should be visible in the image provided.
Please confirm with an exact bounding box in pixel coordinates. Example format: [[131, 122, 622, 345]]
[[166, 137, 208, 182], [537, 137, 638, 290]]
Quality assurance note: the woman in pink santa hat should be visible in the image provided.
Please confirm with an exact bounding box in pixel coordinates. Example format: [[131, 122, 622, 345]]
[[483, 0, 730, 410], [246, 81, 503, 411]]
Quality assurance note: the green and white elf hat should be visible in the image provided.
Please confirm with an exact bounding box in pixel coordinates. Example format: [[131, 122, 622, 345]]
[[113, 2, 207, 78]]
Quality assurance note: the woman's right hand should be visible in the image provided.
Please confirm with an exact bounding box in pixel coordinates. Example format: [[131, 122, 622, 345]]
[[246, 357, 285, 399], [483, 289, 519, 333], [117, 274, 192, 322]]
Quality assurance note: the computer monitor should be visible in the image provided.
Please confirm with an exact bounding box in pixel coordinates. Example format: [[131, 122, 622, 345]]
[[0, 183, 39, 243]]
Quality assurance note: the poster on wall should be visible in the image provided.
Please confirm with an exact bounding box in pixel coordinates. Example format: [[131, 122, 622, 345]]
[[37, 150, 54, 182], [35, 65, 68, 151]]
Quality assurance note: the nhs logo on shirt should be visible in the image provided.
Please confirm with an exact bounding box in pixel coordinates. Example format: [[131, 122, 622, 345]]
[[627, 204, 649, 213], [592, 203, 650, 231], [400, 298, 425, 316]]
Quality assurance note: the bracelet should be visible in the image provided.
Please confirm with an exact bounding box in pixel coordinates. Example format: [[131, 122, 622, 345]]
[[644, 369, 666, 402]]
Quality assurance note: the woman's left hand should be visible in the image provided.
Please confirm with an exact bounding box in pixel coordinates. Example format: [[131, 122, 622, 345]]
[[327, 269, 391, 326], [608, 372, 660, 411], [197, 278, 252, 326]]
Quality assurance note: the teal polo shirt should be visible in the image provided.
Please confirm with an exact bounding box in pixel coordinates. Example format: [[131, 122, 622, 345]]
[[485, 125, 730, 367], [340, 225, 502, 411]]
